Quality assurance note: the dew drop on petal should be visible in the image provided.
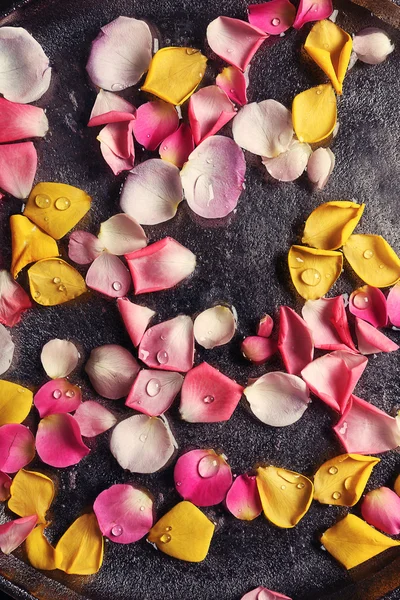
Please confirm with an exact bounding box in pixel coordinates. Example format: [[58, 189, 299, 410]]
[[52, 277, 61, 284], [165, 526, 172, 531], [281, 485, 286, 490], [339, 421, 348, 435], [140, 506, 145, 511], [146, 378, 161, 397], [156, 350, 169, 365], [328, 466, 338, 475], [112, 281, 122, 291], [203, 395, 215, 404], [332, 491, 341, 500], [35, 194, 50, 208], [65, 389, 75, 398], [55, 197, 71, 211], [52, 389, 62, 399], [226, 48, 233, 54], [271, 17, 280, 26], [139, 433, 147, 443], [160, 533, 171, 543], [111, 525, 123, 537], [301, 268, 321, 286], [111, 83, 124, 91], [353, 292, 369, 310], [176, 481, 182, 486], [363, 249, 374, 259], [296, 482, 305, 489], [198, 455, 220, 478]]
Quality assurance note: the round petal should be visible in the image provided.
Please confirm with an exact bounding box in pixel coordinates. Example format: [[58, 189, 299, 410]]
[[225, 474, 262, 521], [133, 101, 179, 151], [293, 0, 333, 29], [98, 214, 147, 256], [355, 317, 398, 355], [302, 296, 357, 352], [34, 379, 82, 418], [86, 253, 131, 298], [85, 344, 139, 400], [194, 305, 236, 349], [0, 270, 32, 327], [292, 84, 337, 144], [41, 339, 80, 379], [307, 148, 335, 190], [159, 123, 195, 169], [288, 245, 343, 301], [0, 424, 35, 473], [343, 234, 400, 288], [68, 231, 103, 265], [126, 369, 183, 416], [0, 325, 14, 376], [353, 28, 394, 65], [117, 298, 156, 347], [0, 515, 37, 554], [349, 285, 388, 328], [241, 587, 292, 600], [361, 487, 400, 535], [248, 0, 296, 34], [28, 258, 87, 307], [262, 140, 311, 181], [0, 98, 48, 143], [73, 401, 117, 437], [0, 142, 37, 199], [387, 283, 400, 327], [36, 414, 90, 467], [302, 201, 365, 251], [188, 85, 236, 145], [278, 306, 314, 375], [241, 336, 277, 365], [216, 66, 248, 106], [138, 315, 194, 373], [8, 469, 55, 524], [0, 381, 32, 426]]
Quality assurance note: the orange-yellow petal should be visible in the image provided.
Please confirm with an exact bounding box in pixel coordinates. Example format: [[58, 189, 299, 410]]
[[24, 182, 92, 240], [8, 469, 55, 524], [256, 466, 314, 528], [288, 245, 343, 300], [10, 215, 59, 279], [27, 258, 87, 306], [321, 514, 400, 570], [302, 201, 365, 250], [55, 513, 104, 575], [0, 381, 32, 426], [395, 474, 400, 497], [147, 500, 215, 562], [25, 523, 57, 570], [141, 47, 207, 105], [343, 234, 400, 288], [292, 83, 337, 144]]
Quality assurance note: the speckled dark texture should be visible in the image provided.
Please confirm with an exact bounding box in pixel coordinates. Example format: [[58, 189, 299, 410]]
[[0, 0, 399, 599]]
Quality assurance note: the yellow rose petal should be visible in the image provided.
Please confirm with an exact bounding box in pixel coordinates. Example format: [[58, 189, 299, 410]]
[[288, 245, 343, 300], [395, 474, 400, 497], [10, 215, 59, 279], [24, 183, 92, 240], [304, 20, 352, 95], [0, 381, 33, 426], [292, 83, 337, 144], [314, 454, 380, 507], [343, 234, 400, 287], [256, 466, 314, 528], [25, 523, 57, 570], [27, 258, 87, 306], [9, 469, 55, 524], [55, 513, 104, 575], [141, 47, 207, 105], [321, 514, 400, 570], [147, 501, 215, 562], [302, 201, 365, 250]]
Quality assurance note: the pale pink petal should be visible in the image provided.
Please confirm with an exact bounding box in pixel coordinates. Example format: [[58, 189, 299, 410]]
[[120, 159, 183, 225], [0, 424, 35, 473], [262, 140, 311, 182], [138, 315, 194, 373], [232, 100, 293, 158], [0, 515, 37, 554], [361, 487, 400, 535], [0, 324, 14, 376], [85, 344, 139, 400], [133, 101, 179, 151], [257, 314, 274, 337], [179, 362, 243, 423], [307, 147, 335, 190], [174, 449, 232, 506], [88, 89, 136, 127], [188, 86, 236, 145], [73, 401, 117, 437], [216, 66, 248, 106], [0, 98, 48, 143], [293, 0, 333, 29], [98, 121, 135, 175], [349, 285, 388, 328], [387, 283, 400, 327], [334, 394, 400, 454], [0, 142, 37, 199], [180, 135, 246, 218], [0, 269, 31, 327], [110, 414, 177, 473], [194, 305, 236, 349], [353, 28, 394, 65], [159, 123, 194, 168], [68, 231, 103, 265], [355, 317, 398, 355], [40, 339, 80, 379], [278, 306, 314, 375], [248, 0, 296, 34], [117, 298, 155, 347], [126, 370, 183, 416], [241, 336, 277, 365], [98, 214, 147, 256], [86, 16, 152, 91], [302, 296, 357, 352], [206, 16, 268, 71], [34, 379, 82, 418], [0, 472, 12, 501], [86, 253, 131, 298], [93, 483, 153, 543], [244, 371, 310, 427], [100, 141, 135, 176], [36, 413, 90, 468], [0, 27, 51, 103], [125, 237, 196, 294], [241, 587, 292, 600], [225, 474, 262, 520]]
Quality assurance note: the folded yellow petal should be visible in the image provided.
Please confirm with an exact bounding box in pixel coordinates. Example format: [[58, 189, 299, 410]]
[[292, 83, 337, 144], [256, 466, 314, 528], [321, 514, 400, 570], [9, 469, 55, 524], [302, 201, 365, 250], [55, 513, 104, 575], [10, 215, 59, 279], [28, 258, 87, 306], [0, 381, 32, 426], [395, 474, 400, 497], [25, 523, 57, 570], [343, 234, 400, 287], [288, 245, 343, 300], [147, 501, 215, 562]]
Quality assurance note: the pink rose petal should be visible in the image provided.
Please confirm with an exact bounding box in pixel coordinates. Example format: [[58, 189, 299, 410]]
[[248, 0, 296, 35], [85, 344, 139, 400], [86, 253, 131, 298], [133, 101, 179, 151], [188, 85, 236, 145], [100, 140, 135, 176], [138, 315, 194, 373], [0, 424, 35, 473], [0, 98, 48, 143], [387, 283, 400, 327], [262, 140, 312, 182], [241, 336, 277, 365], [361, 487, 400, 535], [98, 214, 147, 256], [0, 471, 12, 501], [225, 474, 262, 520], [181, 135, 246, 218], [0, 142, 37, 199], [93, 483, 153, 543], [34, 379, 82, 418], [241, 587, 292, 600], [293, 0, 333, 30], [73, 401, 117, 437], [278, 306, 314, 375], [36, 413, 90, 468], [307, 147, 335, 190], [206, 16, 268, 71], [194, 305, 236, 349], [349, 285, 388, 328], [302, 296, 357, 352], [88, 89, 136, 127], [0, 324, 14, 376], [159, 123, 195, 169], [41, 339, 80, 379], [257, 314, 274, 337], [0, 515, 37, 554], [117, 298, 156, 347], [98, 121, 135, 175], [179, 362, 243, 423], [334, 394, 400, 454], [0, 270, 32, 327], [125, 237, 196, 294], [174, 449, 232, 507], [353, 28, 394, 65], [355, 317, 399, 355], [216, 66, 248, 106], [68, 231, 104, 265], [86, 16, 153, 91], [126, 369, 183, 416]]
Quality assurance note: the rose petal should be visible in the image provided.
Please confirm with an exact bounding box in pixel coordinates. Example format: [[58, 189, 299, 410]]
[[8, 469, 54, 524], [120, 159, 183, 225], [25, 523, 57, 570], [293, 0, 333, 30], [232, 100, 293, 158], [0, 381, 32, 426], [40, 339, 80, 380], [225, 474, 262, 521], [36, 413, 89, 468], [0, 142, 37, 199], [10, 215, 59, 279], [241, 587, 292, 600], [292, 84, 337, 144], [55, 513, 104, 575], [0, 270, 32, 327], [28, 258, 87, 306], [216, 66, 248, 106], [355, 317, 398, 354], [0, 424, 35, 473], [395, 474, 400, 497], [97, 214, 147, 256], [0, 27, 51, 103], [188, 85, 236, 145], [88, 89, 136, 127], [0, 325, 14, 376], [302, 200, 365, 250], [86, 253, 131, 298], [34, 379, 82, 418], [349, 285, 388, 328], [174, 449, 232, 507], [194, 305, 236, 349], [117, 298, 155, 347], [288, 245, 343, 300], [125, 237, 196, 294], [257, 314, 274, 337], [73, 401, 117, 437], [302, 296, 357, 352], [98, 121, 135, 175], [0, 98, 48, 143], [138, 315, 194, 373], [262, 140, 312, 182], [100, 140, 135, 176], [126, 370, 183, 416], [361, 487, 400, 535], [0, 472, 12, 501], [0, 515, 37, 554], [179, 362, 243, 423], [343, 234, 400, 288], [241, 336, 277, 365], [68, 231, 103, 265], [133, 101, 179, 151], [278, 306, 314, 374], [110, 414, 177, 473], [85, 344, 139, 400], [159, 123, 195, 168], [181, 135, 246, 218], [307, 148, 335, 190], [248, 0, 296, 34], [387, 283, 400, 327], [353, 27, 394, 65], [86, 16, 152, 91]]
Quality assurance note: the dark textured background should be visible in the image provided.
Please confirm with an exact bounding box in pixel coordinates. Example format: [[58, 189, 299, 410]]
[[0, 0, 399, 598]]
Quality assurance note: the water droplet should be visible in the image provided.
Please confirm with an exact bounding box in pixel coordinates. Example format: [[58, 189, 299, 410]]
[[160, 335, 166, 340], [353, 292, 369, 310], [227, 48, 233, 54], [34, 194, 50, 208], [185, 48, 198, 55], [176, 481, 182, 486], [323, 43, 329, 49], [332, 491, 341, 500], [296, 482, 305, 489], [163, 145, 168, 150], [111, 525, 123, 537], [339, 421, 348, 435], [301, 268, 321, 286], [58, 284, 66, 292], [165, 526, 172, 531], [156, 350, 168, 365], [230, 88, 235, 93], [140, 506, 145, 511], [55, 197, 71, 211], [18, 388, 25, 394], [146, 378, 161, 397], [111, 83, 124, 91], [65, 389, 75, 398], [146, 134, 150, 138], [206, 158, 213, 165], [271, 17, 280, 26], [160, 533, 171, 543], [203, 395, 215, 404], [52, 389, 62, 399], [198, 455, 220, 478], [316, 88, 322, 95], [298, 135, 304, 142], [112, 281, 122, 291], [363, 249, 374, 259], [198, 72, 203, 78], [34, 291, 41, 298], [328, 466, 338, 475], [52, 277, 61, 284], [379, 264, 384, 269], [281, 485, 286, 490], [44, 216, 49, 221], [295, 256, 304, 263], [139, 433, 147, 443]]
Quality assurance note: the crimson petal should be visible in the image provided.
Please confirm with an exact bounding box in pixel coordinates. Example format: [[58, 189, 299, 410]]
[[349, 285, 388, 328], [0, 424, 35, 473], [34, 379, 82, 418]]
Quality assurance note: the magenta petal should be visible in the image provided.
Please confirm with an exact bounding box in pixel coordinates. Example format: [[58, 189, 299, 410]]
[[188, 86, 236, 145], [0, 424, 35, 473], [0, 142, 36, 199], [241, 336, 277, 365], [36, 413, 90, 468], [34, 379, 82, 418], [355, 317, 399, 355], [387, 283, 400, 327], [226, 474, 262, 520], [88, 89, 136, 127], [117, 298, 155, 347], [248, 0, 296, 35], [293, 0, 333, 30], [94, 483, 153, 543], [86, 253, 131, 298], [0, 269, 32, 327], [126, 369, 183, 416], [241, 587, 292, 600], [179, 362, 244, 423], [138, 315, 194, 373], [0, 515, 37, 554], [98, 121, 135, 175], [159, 123, 195, 169], [85, 345, 140, 400], [278, 306, 314, 375], [216, 66, 248, 106], [349, 286, 388, 328], [361, 487, 400, 535], [0, 471, 12, 501], [73, 401, 117, 437], [302, 296, 357, 352], [68, 231, 103, 265], [133, 101, 179, 151], [257, 314, 274, 337], [0, 98, 48, 143], [174, 449, 232, 507]]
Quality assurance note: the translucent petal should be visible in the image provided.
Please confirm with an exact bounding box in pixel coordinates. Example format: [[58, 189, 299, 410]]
[[159, 124, 194, 168], [225, 474, 262, 521], [0, 98, 48, 143], [355, 317, 398, 354], [117, 298, 155, 347], [41, 339, 79, 379], [0, 515, 37, 554], [307, 147, 335, 190], [87, 89, 136, 127], [98, 121, 135, 175], [86, 253, 131, 298], [98, 214, 147, 256], [278, 306, 314, 374], [73, 401, 117, 437], [241, 336, 277, 365], [349, 285, 388, 328], [361, 487, 400, 535], [387, 283, 400, 327], [0, 326, 14, 376], [353, 27, 394, 65], [138, 315, 194, 373], [0, 270, 32, 327], [262, 140, 311, 182], [133, 101, 179, 150], [0, 424, 35, 473], [302, 296, 357, 351], [68, 231, 103, 265], [248, 0, 296, 34], [85, 344, 139, 400], [293, 0, 333, 29], [215, 66, 248, 106], [188, 85, 236, 145]]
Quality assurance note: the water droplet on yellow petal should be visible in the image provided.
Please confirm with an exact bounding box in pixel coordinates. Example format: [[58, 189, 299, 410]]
[[343, 234, 400, 287], [28, 258, 87, 306], [288, 245, 343, 300]]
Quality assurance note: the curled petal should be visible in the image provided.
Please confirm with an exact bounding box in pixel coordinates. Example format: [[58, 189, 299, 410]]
[[262, 140, 311, 182], [98, 121, 135, 175], [361, 487, 400, 535], [8, 469, 54, 524], [355, 317, 398, 355], [293, 0, 333, 29], [387, 283, 400, 327], [86, 253, 131, 298], [41, 339, 79, 379], [216, 66, 248, 106], [188, 86, 236, 145], [302, 201, 365, 250], [110, 414, 177, 473], [257, 314, 274, 337], [34, 379, 81, 418], [307, 148, 335, 190], [292, 84, 337, 144], [0, 515, 37, 554], [159, 123, 195, 169], [85, 344, 139, 400], [25, 523, 56, 570], [241, 587, 292, 600], [343, 234, 400, 288], [11, 215, 59, 279], [179, 362, 243, 423], [0, 325, 14, 376], [100, 137, 135, 175], [0, 424, 35, 473], [288, 245, 343, 301], [278, 306, 314, 375], [36, 413, 90, 467], [349, 285, 388, 328], [88, 89, 136, 127], [138, 315, 194, 373], [0, 98, 48, 143], [353, 27, 394, 65], [126, 238, 196, 294], [241, 336, 277, 365], [248, 0, 296, 34], [174, 449, 232, 506], [28, 258, 87, 306], [225, 474, 262, 521], [68, 231, 103, 265], [395, 475, 400, 497], [117, 298, 155, 347], [133, 101, 179, 151], [73, 401, 117, 437], [0, 270, 32, 327], [0, 381, 32, 426], [0, 142, 37, 199], [126, 369, 183, 416], [0, 472, 12, 501], [98, 214, 147, 256], [194, 305, 236, 349], [302, 296, 356, 352], [55, 513, 104, 575]]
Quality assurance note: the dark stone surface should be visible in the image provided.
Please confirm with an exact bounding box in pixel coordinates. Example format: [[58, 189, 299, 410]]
[[0, 0, 399, 599]]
